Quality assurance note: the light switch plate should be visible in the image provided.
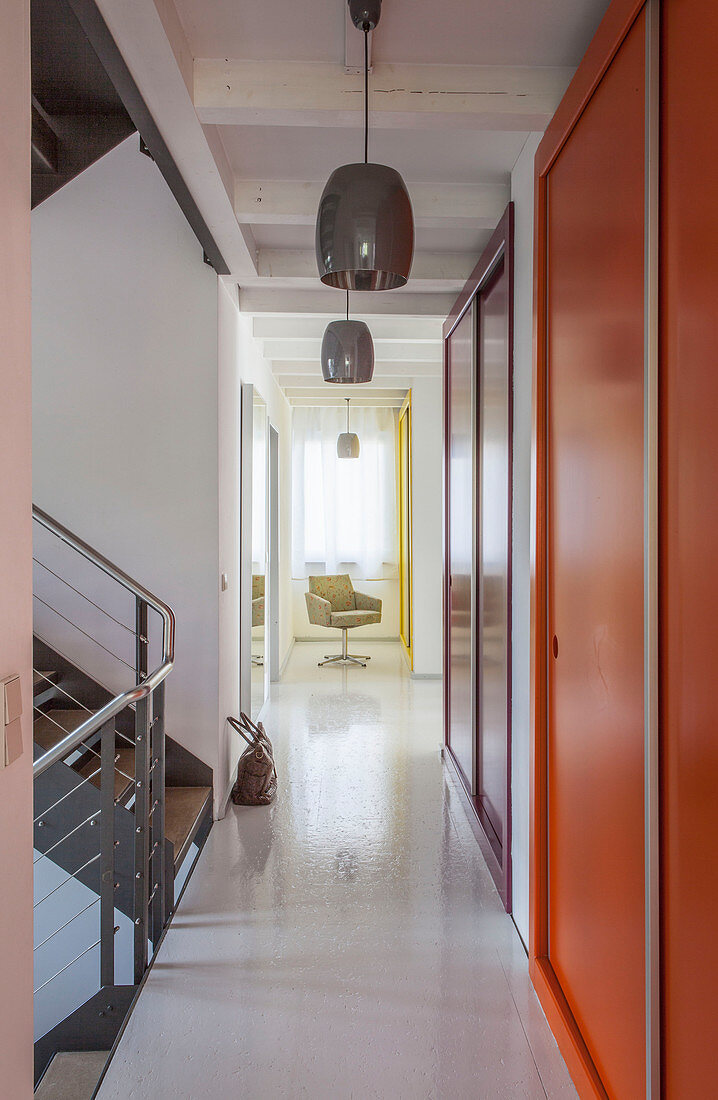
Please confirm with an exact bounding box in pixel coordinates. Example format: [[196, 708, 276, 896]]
[[4, 718, 22, 767], [1, 675, 23, 769], [4, 675, 22, 724]]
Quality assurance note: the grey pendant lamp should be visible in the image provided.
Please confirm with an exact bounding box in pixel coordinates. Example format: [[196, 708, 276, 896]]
[[315, 0, 414, 291], [337, 398, 361, 458], [321, 290, 375, 383]]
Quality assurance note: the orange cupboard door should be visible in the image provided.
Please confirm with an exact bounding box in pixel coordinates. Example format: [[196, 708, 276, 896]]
[[660, 1, 718, 1093], [546, 10, 646, 1097]]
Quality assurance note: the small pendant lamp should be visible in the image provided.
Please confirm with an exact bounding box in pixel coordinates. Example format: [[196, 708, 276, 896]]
[[321, 290, 374, 383], [315, 0, 414, 291], [337, 398, 361, 459]]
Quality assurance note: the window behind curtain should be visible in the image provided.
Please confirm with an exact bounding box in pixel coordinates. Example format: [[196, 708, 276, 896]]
[[292, 405, 398, 579]]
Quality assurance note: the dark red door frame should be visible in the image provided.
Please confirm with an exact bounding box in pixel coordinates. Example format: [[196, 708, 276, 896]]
[[443, 203, 514, 910]]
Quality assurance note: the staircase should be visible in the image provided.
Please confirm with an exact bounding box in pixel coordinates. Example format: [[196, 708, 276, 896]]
[[32, 507, 213, 1093]]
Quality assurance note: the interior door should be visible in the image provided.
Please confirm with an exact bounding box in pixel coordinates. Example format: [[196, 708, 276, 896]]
[[477, 256, 511, 888], [446, 303, 475, 789], [661, 1, 718, 1091], [545, 11, 646, 1096], [444, 206, 514, 908]]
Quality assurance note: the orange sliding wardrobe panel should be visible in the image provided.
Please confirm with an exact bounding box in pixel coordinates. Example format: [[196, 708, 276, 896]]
[[531, 2, 648, 1096], [660, 0, 718, 1092]]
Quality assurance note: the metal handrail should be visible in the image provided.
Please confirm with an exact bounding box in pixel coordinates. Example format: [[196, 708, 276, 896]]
[[32, 505, 175, 778]]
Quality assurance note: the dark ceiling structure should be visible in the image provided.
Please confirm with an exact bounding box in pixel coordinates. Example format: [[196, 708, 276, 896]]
[[31, 0, 135, 207], [31, 0, 228, 272]]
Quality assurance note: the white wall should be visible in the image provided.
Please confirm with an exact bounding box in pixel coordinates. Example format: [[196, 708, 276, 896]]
[[33, 136, 223, 804], [409, 377, 443, 677], [217, 280, 242, 808], [510, 133, 542, 948]]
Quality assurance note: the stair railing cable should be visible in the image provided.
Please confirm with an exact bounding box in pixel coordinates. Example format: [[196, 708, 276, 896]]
[[33, 664, 136, 747], [32, 594, 137, 671], [31, 504, 176, 1016], [33, 759, 116, 823], [33, 557, 146, 638], [32, 505, 174, 778], [33, 706, 135, 782]]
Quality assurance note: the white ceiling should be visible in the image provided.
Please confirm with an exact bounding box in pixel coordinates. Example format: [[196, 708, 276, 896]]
[[217, 125, 529, 184], [174, 0, 609, 68], [250, 222, 493, 254], [103, 0, 611, 403]]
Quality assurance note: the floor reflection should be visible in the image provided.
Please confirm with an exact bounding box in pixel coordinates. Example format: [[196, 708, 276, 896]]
[[97, 641, 576, 1100]]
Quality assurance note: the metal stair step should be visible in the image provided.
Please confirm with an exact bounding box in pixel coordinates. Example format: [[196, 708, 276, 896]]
[[33, 708, 87, 753], [165, 786, 212, 869], [34, 709, 135, 801], [33, 670, 57, 694], [77, 741, 135, 801], [35, 1050, 108, 1099]]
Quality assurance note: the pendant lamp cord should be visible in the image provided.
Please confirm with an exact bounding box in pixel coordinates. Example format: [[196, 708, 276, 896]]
[[346, 288, 349, 321], [346, 397, 350, 432], [364, 30, 369, 164]]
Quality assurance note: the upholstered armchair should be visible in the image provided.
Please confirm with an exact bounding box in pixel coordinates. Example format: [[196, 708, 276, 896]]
[[305, 574, 382, 667]]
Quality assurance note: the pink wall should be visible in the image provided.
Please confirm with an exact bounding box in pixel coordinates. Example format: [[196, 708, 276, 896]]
[[0, 0, 34, 1094]]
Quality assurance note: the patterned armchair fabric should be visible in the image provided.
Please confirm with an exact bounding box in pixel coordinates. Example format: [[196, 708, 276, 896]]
[[305, 592, 332, 627], [308, 574, 355, 611], [355, 591, 382, 612], [252, 574, 265, 628], [305, 574, 382, 630]]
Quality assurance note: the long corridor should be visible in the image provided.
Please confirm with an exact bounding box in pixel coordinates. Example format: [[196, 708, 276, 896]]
[[97, 643, 575, 1099]]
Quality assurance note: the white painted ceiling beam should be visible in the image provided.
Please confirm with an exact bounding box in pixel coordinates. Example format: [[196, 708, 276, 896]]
[[272, 360, 441, 378], [194, 59, 572, 131], [263, 339, 439, 362], [235, 180, 508, 229], [254, 249, 475, 286], [287, 394, 407, 408], [253, 315, 442, 342], [238, 287, 455, 317], [284, 386, 406, 398]]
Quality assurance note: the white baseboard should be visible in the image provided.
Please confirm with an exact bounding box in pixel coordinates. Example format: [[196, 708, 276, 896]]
[[293, 635, 399, 643], [278, 638, 295, 679], [410, 671, 443, 680], [217, 771, 235, 820]]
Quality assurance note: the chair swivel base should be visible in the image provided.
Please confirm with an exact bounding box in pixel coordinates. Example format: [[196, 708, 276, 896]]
[[318, 628, 371, 668]]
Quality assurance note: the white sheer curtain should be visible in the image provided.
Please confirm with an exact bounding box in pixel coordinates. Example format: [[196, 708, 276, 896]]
[[292, 405, 398, 579]]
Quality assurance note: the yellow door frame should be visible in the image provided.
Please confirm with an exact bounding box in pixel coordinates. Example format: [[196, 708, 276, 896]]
[[398, 391, 413, 668]]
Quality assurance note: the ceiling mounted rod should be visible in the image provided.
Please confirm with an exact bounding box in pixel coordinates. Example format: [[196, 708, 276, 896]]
[[315, 0, 414, 290], [364, 30, 369, 164]]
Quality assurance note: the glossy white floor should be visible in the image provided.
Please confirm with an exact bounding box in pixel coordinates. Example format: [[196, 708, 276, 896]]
[[97, 641, 576, 1099]]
